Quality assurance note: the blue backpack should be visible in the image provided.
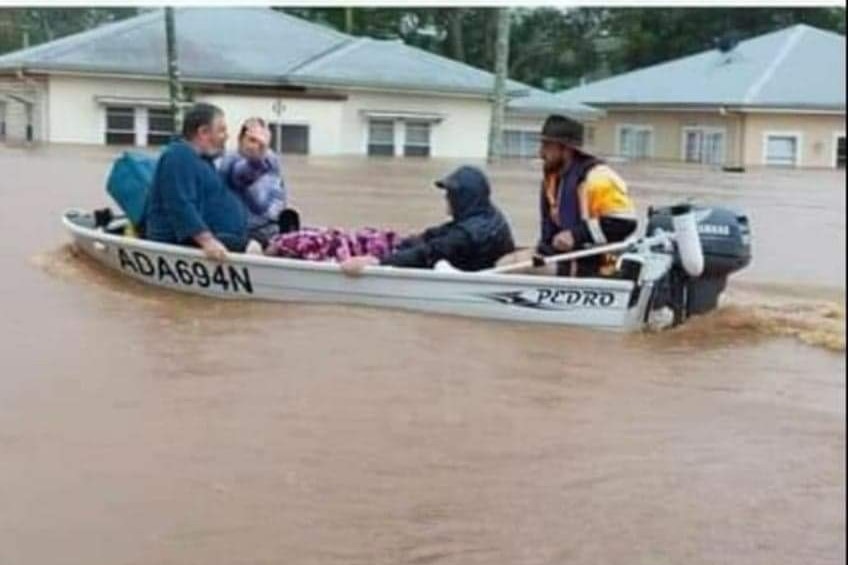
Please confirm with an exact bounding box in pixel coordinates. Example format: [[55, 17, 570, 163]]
[[106, 151, 159, 227]]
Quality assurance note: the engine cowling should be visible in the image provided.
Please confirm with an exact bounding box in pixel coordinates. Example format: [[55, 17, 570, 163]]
[[646, 205, 752, 318]]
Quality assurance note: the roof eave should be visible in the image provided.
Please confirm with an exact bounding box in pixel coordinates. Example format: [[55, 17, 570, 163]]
[[3, 65, 530, 100], [274, 74, 529, 99], [507, 106, 605, 119], [583, 101, 846, 114]]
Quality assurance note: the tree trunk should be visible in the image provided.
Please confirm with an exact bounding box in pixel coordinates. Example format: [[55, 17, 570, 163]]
[[345, 7, 354, 34], [448, 9, 465, 62], [425, 11, 438, 52], [165, 7, 183, 134], [487, 8, 510, 162], [484, 9, 497, 70], [40, 13, 54, 41]]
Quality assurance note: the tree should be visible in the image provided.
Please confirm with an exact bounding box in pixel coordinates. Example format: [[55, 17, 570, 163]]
[[605, 7, 846, 73], [0, 8, 138, 55]]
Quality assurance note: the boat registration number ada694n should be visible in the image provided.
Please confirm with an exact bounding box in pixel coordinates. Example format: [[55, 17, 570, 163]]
[[116, 248, 254, 294]]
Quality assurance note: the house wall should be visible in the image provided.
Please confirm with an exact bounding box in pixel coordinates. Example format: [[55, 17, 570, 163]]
[[196, 93, 345, 155], [742, 112, 846, 168], [503, 115, 544, 132], [592, 110, 742, 165], [47, 75, 169, 144], [339, 90, 492, 158], [37, 75, 496, 158], [204, 90, 495, 158], [503, 114, 602, 155], [587, 108, 845, 168]]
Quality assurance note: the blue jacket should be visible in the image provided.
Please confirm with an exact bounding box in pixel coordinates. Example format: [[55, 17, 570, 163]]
[[145, 140, 248, 251]]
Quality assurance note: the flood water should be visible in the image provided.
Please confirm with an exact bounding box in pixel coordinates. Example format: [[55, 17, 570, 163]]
[[1, 144, 845, 565]]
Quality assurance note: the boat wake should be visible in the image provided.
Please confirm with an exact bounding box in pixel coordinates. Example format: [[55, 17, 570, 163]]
[[30, 243, 171, 305], [671, 285, 845, 353], [31, 243, 115, 285]]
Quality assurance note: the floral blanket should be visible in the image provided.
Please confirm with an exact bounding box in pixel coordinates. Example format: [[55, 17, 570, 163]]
[[265, 227, 401, 262]]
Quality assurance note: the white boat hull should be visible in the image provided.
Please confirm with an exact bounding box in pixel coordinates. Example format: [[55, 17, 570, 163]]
[[63, 210, 670, 332]]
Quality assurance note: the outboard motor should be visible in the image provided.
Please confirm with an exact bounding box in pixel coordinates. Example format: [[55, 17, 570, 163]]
[[646, 204, 752, 324]]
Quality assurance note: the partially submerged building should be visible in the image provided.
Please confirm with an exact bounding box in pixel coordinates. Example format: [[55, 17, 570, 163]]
[[557, 24, 846, 169], [0, 7, 595, 158]]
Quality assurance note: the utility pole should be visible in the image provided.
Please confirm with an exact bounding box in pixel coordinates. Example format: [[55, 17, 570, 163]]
[[487, 8, 510, 162], [165, 7, 183, 135]]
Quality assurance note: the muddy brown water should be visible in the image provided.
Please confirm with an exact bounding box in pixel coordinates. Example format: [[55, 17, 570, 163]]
[[1, 145, 845, 565]]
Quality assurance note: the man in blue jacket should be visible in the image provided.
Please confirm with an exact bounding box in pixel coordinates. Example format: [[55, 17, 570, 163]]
[[145, 103, 247, 260]]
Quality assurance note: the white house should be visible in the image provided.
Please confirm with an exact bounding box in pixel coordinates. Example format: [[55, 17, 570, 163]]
[[0, 7, 596, 158]]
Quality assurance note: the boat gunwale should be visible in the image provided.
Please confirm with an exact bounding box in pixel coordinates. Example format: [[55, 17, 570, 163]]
[[62, 209, 638, 292]]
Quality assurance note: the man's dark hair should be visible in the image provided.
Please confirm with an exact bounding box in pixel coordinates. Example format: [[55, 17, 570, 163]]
[[182, 102, 223, 139]]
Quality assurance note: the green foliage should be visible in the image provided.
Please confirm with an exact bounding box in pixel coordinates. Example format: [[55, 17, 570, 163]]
[[604, 7, 847, 73], [0, 8, 138, 54]]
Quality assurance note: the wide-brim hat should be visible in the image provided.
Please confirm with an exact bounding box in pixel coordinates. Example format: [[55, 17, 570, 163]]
[[540, 114, 593, 156]]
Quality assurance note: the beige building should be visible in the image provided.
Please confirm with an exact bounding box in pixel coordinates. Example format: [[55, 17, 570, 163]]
[[558, 25, 846, 169]]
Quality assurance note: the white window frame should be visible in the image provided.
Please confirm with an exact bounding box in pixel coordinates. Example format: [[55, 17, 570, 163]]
[[145, 107, 180, 147], [103, 105, 138, 146], [762, 130, 803, 167], [680, 126, 727, 165], [269, 120, 310, 154], [833, 131, 846, 169], [403, 120, 431, 157], [503, 128, 540, 159], [366, 118, 396, 157], [615, 123, 655, 159]]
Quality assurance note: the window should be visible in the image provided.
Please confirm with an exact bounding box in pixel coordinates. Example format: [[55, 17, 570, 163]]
[[764, 133, 800, 167], [147, 108, 175, 146], [835, 135, 846, 169], [270, 123, 309, 155], [617, 125, 652, 159], [683, 127, 726, 165], [368, 119, 395, 156], [105, 106, 136, 145], [404, 121, 430, 157], [503, 129, 539, 158]]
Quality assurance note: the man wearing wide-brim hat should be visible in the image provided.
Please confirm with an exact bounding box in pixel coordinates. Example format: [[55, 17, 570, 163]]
[[500, 114, 638, 276]]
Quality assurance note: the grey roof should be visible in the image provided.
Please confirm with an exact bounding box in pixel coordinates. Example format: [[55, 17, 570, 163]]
[[0, 7, 529, 97], [557, 24, 846, 110], [507, 87, 603, 119], [0, 9, 346, 83]]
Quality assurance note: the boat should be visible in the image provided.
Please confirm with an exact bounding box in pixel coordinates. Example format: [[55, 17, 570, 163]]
[[62, 204, 751, 332]]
